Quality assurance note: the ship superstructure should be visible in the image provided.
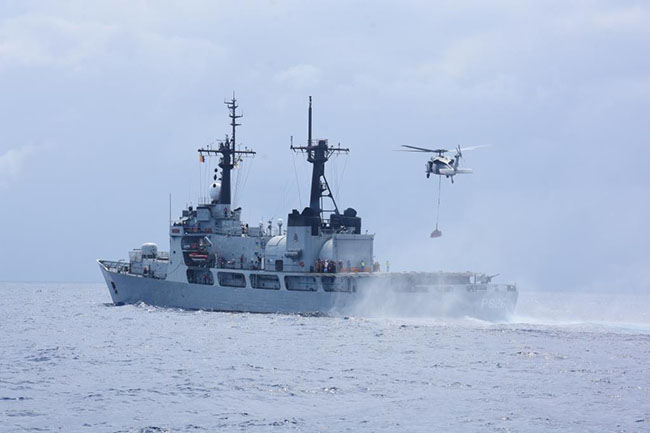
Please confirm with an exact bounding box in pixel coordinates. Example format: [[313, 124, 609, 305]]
[[98, 97, 517, 320]]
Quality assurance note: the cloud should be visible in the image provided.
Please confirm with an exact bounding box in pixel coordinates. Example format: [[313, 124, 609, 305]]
[[274, 64, 322, 88], [0, 144, 47, 188], [557, 4, 650, 34], [0, 15, 116, 70], [0, 14, 224, 74]]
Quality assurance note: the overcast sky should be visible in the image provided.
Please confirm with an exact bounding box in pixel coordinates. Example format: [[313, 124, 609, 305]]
[[1, 0, 649, 291]]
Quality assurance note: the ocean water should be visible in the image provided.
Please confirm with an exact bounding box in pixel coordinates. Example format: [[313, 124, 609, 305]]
[[1, 282, 648, 433]]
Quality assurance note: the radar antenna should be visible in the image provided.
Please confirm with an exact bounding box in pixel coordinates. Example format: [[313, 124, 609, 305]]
[[198, 95, 255, 205], [290, 96, 349, 220]]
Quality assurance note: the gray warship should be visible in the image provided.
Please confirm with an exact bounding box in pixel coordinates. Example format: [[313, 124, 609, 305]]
[[98, 97, 517, 320]]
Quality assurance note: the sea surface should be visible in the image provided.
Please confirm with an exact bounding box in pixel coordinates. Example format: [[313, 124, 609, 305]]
[[1, 282, 648, 433]]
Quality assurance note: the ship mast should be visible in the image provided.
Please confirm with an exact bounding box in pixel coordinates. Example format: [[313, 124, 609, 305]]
[[291, 96, 349, 220], [198, 96, 255, 205]]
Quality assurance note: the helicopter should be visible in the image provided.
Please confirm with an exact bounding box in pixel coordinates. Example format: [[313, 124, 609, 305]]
[[399, 143, 488, 238], [399, 144, 487, 183]]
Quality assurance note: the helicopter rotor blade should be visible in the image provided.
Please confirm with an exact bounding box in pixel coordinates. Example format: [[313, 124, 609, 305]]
[[401, 145, 449, 153], [394, 149, 430, 152], [458, 144, 490, 152]]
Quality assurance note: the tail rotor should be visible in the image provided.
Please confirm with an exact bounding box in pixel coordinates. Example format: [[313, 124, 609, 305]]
[[454, 144, 462, 169]]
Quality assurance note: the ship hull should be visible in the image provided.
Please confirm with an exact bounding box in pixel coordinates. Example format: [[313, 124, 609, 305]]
[[98, 261, 517, 321]]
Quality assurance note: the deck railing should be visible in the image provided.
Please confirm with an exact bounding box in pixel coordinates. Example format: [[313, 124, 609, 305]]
[[101, 260, 130, 274]]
